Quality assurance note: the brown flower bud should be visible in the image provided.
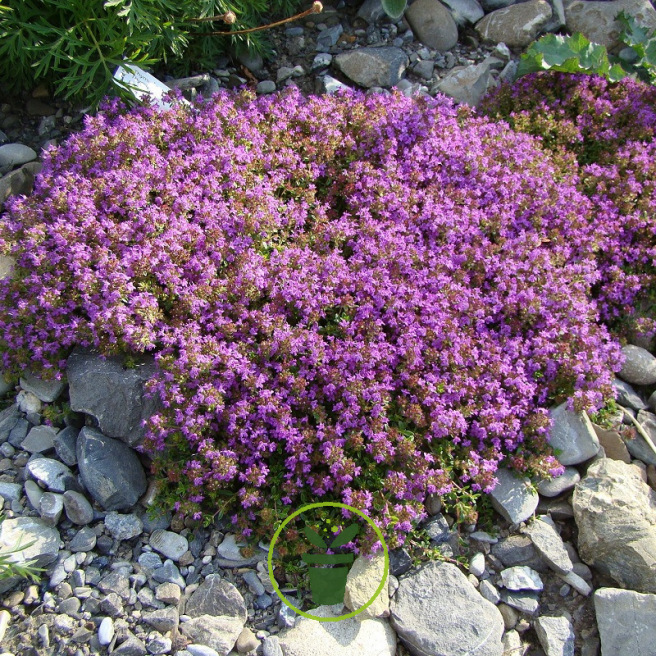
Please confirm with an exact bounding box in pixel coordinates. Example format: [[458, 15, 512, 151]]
[[223, 11, 236, 24], [312, 1, 323, 14]]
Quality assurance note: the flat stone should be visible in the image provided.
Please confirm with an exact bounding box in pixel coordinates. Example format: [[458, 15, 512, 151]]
[[142, 607, 179, 632], [479, 580, 501, 604], [499, 590, 540, 615], [0, 516, 60, 568], [149, 529, 188, 562], [152, 560, 186, 588], [104, 512, 143, 541], [180, 615, 244, 655], [69, 526, 97, 552], [185, 574, 247, 622], [76, 427, 147, 511], [217, 534, 250, 564], [522, 516, 573, 575], [317, 75, 350, 95], [572, 458, 656, 593], [316, 24, 343, 51], [434, 62, 491, 107], [476, 0, 552, 48], [500, 566, 543, 592], [8, 418, 30, 446], [564, 0, 656, 51], [537, 467, 580, 497], [186, 646, 221, 656], [63, 491, 94, 525], [21, 425, 57, 453], [26, 457, 79, 493], [256, 81, 276, 95], [405, 0, 459, 51], [441, 0, 485, 24], [594, 587, 656, 656], [489, 468, 539, 524], [20, 371, 66, 403], [53, 426, 79, 466], [334, 47, 408, 88], [548, 403, 600, 465], [593, 425, 631, 463], [613, 377, 647, 410], [390, 560, 503, 656], [491, 535, 544, 570], [627, 410, 656, 465], [0, 482, 22, 502], [534, 616, 575, 656], [279, 604, 396, 656], [344, 552, 389, 620], [67, 348, 160, 447], [112, 634, 147, 656], [0, 143, 37, 168]]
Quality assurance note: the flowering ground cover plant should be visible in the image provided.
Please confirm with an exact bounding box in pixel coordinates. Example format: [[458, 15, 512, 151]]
[[480, 72, 656, 344], [0, 87, 623, 553]]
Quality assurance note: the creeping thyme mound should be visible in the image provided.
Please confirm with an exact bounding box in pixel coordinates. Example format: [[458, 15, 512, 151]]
[[481, 72, 656, 343], [0, 89, 620, 550]]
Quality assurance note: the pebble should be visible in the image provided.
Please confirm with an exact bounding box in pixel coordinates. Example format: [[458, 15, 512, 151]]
[[0, 610, 10, 643], [256, 81, 276, 94], [149, 529, 188, 561], [469, 552, 486, 577], [105, 512, 143, 541]]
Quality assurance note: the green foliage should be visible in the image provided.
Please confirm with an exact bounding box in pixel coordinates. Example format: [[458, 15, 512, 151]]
[[381, 0, 407, 20], [0, 514, 43, 584], [0, 0, 303, 106], [517, 13, 656, 85]]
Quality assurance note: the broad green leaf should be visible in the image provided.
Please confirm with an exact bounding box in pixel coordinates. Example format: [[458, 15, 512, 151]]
[[330, 523, 359, 549], [303, 525, 328, 549], [381, 0, 407, 20]]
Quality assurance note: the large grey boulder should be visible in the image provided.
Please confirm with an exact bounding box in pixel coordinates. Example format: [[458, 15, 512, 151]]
[[0, 143, 37, 169], [76, 427, 147, 511], [333, 48, 408, 88], [67, 348, 160, 447], [390, 560, 504, 656], [594, 587, 656, 656], [489, 468, 539, 524], [564, 0, 656, 51], [612, 377, 647, 411], [475, 0, 552, 47], [278, 604, 396, 656], [547, 403, 600, 465], [618, 344, 656, 386], [440, 0, 485, 25], [185, 575, 247, 622], [406, 0, 460, 50], [572, 458, 656, 593]]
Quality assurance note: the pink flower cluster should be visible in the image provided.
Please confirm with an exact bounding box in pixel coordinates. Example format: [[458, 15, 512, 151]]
[[0, 87, 622, 547]]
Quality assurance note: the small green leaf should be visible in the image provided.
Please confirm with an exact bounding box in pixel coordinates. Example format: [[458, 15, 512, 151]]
[[330, 523, 359, 548], [303, 525, 328, 549], [381, 0, 407, 20]]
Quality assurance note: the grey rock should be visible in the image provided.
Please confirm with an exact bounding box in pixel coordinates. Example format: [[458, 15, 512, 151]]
[[548, 403, 600, 465], [236, 51, 264, 73], [613, 377, 647, 410], [186, 647, 221, 656], [216, 534, 250, 564], [180, 615, 244, 655], [166, 74, 210, 91], [39, 492, 64, 526], [334, 47, 408, 88], [105, 512, 143, 541], [618, 344, 656, 386], [142, 607, 179, 633], [140, 508, 171, 533], [434, 62, 491, 106], [469, 552, 486, 577], [256, 81, 276, 95], [99, 571, 131, 599], [53, 426, 79, 466], [534, 616, 575, 656], [279, 604, 396, 656], [489, 468, 539, 524], [0, 482, 22, 502], [0, 143, 37, 168], [405, 0, 459, 50], [470, 530, 499, 544], [70, 526, 96, 552], [20, 371, 66, 403], [344, 552, 389, 620], [146, 633, 171, 654], [312, 53, 333, 70], [152, 560, 185, 588], [100, 591, 124, 617], [500, 566, 543, 591], [502, 630, 526, 656], [138, 551, 163, 574], [254, 593, 273, 609], [492, 535, 543, 569], [424, 513, 450, 543], [185, 574, 247, 622], [262, 636, 283, 656], [0, 165, 39, 207], [277, 603, 296, 629], [412, 59, 435, 80], [522, 516, 573, 575], [441, 0, 485, 24], [63, 490, 94, 525], [565, 0, 656, 51], [67, 348, 159, 447], [16, 389, 41, 414], [572, 458, 656, 593], [538, 467, 580, 497], [594, 425, 632, 463], [26, 457, 79, 493], [479, 579, 501, 604], [149, 529, 188, 562], [628, 410, 656, 465], [0, 516, 60, 569], [242, 570, 265, 597], [390, 560, 503, 656], [8, 418, 30, 447], [0, 405, 19, 441], [475, 0, 552, 48], [77, 427, 147, 511], [317, 75, 350, 95], [112, 635, 147, 656], [316, 24, 344, 51], [357, 0, 388, 23], [499, 589, 540, 615], [594, 587, 656, 656], [21, 425, 57, 453], [480, 0, 515, 9]]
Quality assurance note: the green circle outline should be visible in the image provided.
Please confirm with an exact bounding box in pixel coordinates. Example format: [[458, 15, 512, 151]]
[[267, 502, 389, 622]]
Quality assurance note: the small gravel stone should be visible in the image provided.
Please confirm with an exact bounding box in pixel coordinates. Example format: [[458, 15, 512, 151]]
[[39, 492, 64, 526], [152, 560, 186, 588], [479, 580, 501, 605], [277, 602, 296, 629], [236, 627, 259, 653], [155, 583, 181, 605], [501, 566, 544, 591], [105, 512, 143, 541], [469, 552, 486, 577], [69, 526, 97, 552], [186, 646, 220, 656], [256, 81, 276, 94], [149, 529, 188, 562], [0, 482, 22, 502]]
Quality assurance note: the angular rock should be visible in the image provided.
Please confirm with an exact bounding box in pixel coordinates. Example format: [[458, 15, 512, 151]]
[[441, 0, 485, 24], [0, 143, 37, 169], [500, 566, 543, 591], [594, 587, 656, 656], [180, 615, 244, 655], [489, 468, 539, 524], [479, 579, 501, 605], [548, 403, 600, 465], [39, 492, 64, 526], [104, 512, 143, 541], [149, 529, 189, 562], [499, 590, 540, 615], [152, 560, 186, 588], [21, 425, 57, 453], [357, 0, 388, 23], [344, 552, 389, 620], [185, 574, 247, 622], [613, 377, 647, 411], [572, 458, 656, 593], [522, 516, 573, 575], [0, 164, 40, 207], [476, 0, 552, 48], [20, 371, 66, 403], [26, 457, 79, 493], [69, 526, 97, 552], [627, 410, 656, 465], [424, 513, 450, 543], [316, 24, 343, 51], [593, 425, 631, 463], [63, 490, 94, 525], [390, 560, 503, 656], [534, 616, 575, 656], [564, 0, 656, 51], [16, 389, 41, 414], [334, 47, 408, 88], [434, 63, 491, 106], [113, 634, 147, 656], [502, 630, 526, 656], [0, 516, 60, 569], [492, 535, 544, 570], [67, 348, 160, 447], [76, 427, 147, 511], [53, 426, 79, 466], [0, 482, 22, 502], [7, 417, 29, 447], [537, 467, 580, 497], [406, 0, 459, 51], [143, 607, 179, 632], [279, 604, 396, 656]]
